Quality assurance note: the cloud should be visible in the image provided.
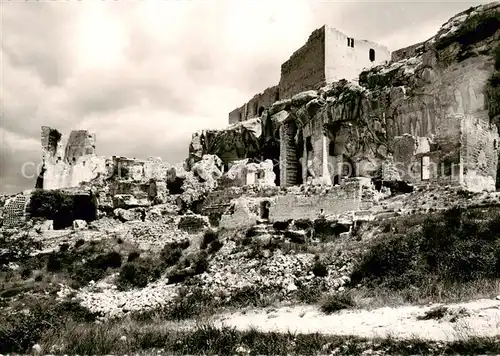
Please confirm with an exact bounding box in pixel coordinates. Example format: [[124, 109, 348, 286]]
[[0, 0, 489, 194]]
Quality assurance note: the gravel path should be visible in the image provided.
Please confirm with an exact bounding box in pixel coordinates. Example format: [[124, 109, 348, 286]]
[[212, 298, 500, 341]]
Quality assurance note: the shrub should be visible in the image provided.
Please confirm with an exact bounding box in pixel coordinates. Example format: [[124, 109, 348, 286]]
[[311, 260, 328, 277], [296, 283, 323, 304], [161, 246, 183, 267], [74, 239, 85, 248], [127, 251, 140, 262], [0, 298, 98, 354], [163, 287, 213, 321], [92, 252, 122, 270], [320, 292, 355, 314], [59, 243, 70, 252], [200, 229, 218, 250], [166, 251, 210, 285], [116, 258, 162, 290], [207, 239, 223, 254], [192, 251, 209, 274]]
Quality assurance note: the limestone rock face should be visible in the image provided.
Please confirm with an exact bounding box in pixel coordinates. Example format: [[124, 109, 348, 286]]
[[187, 118, 266, 166], [276, 3, 500, 192], [191, 155, 223, 189], [291, 90, 319, 107], [113, 194, 150, 208]]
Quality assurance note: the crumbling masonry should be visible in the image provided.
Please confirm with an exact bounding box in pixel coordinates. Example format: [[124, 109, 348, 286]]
[[19, 3, 499, 230]]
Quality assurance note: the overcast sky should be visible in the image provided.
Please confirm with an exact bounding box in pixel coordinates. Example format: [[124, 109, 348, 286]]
[[0, 0, 492, 194]]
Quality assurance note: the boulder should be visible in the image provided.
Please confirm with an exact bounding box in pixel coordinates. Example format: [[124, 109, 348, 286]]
[[192, 155, 223, 188], [270, 110, 289, 126], [284, 230, 307, 244], [73, 219, 88, 230], [255, 160, 276, 186], [114, 208, 142, 222], [226, 159, 249, 185], [219, 198, 258, 230], [291, 90, 318, 107], [41, 220, 54, 231], [269, 99, 292, 115]]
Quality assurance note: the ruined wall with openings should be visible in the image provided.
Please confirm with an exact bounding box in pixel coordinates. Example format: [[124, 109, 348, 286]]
[[2, 192, 31, 228], [64, 130, 96, 164], [279, 27, 327, 100], [111, 156, 170, 182], [41, 126, 109, 190], [268, 178, 376, 222], [324, 26, 391, 84], [229, 86, 280, 125]]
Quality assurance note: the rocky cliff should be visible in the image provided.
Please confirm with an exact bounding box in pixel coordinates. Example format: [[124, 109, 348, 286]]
[[191, 2, 500, 192]]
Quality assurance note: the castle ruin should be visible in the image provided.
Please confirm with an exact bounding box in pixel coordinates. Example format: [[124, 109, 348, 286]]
[[8, 2, 497, 229]]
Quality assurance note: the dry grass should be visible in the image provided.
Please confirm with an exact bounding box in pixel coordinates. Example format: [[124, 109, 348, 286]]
[[37, 319, 500, 355], [350, 278, 500, 310]]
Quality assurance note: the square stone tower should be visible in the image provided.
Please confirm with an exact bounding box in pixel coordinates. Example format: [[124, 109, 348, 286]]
[[279, 25, 391, 99]]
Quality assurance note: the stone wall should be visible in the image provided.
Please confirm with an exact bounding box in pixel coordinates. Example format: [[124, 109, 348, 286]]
[[390, 42, 425, 62], [64, 130, 96, 164], [279, 27, 326, 100], [112, 156, 170, 182], [40, 126, 109, 190], [324, 26, 391, 84], [2, 192, 31, 228], [40, 127, 171, 190], [268, 178, 376, 222], [227, 80, 277, 127], [228, 86, 280, 125]]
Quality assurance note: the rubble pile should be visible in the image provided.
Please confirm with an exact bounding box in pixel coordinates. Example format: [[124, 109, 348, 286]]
[[74, 233, 359, 319]]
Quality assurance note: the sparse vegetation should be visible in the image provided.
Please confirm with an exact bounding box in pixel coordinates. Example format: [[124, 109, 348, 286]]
[[311, 258, 328, 277], [32, 322, 500, 355], [320, 292, 356, 314], [351, 208, 500, 295], [117, 257, 163, 290]]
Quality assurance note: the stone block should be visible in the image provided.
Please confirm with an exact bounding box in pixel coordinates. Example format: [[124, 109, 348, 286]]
[[177, 214, 210, 233], [73, 219, 88, 230]]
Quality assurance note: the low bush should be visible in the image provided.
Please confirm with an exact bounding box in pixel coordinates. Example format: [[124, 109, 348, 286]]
[[163, 287, 213, 321], [116, 258, 162, 290], [320, 292, 356, 314], [200, 229, 218, 250], [127, 251, 140, 262], [311, 260, 328, 277], [207, 239, 224, 254], [160, 246, 183, 267]]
